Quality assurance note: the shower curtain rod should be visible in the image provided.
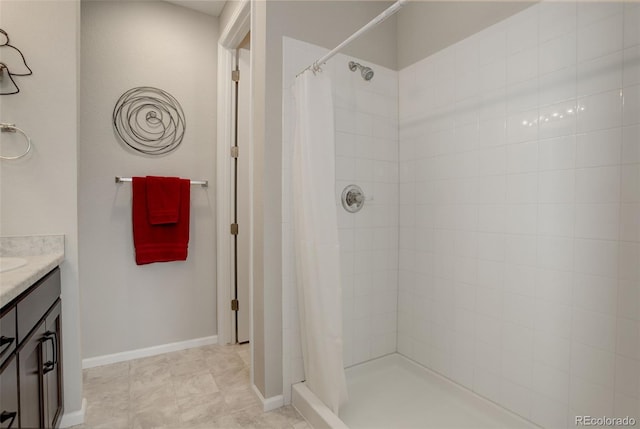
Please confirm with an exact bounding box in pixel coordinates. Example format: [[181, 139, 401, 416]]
[[298, 0, 408, 76]]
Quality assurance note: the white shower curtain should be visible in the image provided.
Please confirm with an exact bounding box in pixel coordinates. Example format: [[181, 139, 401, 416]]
[[292, 70, 348, 413]]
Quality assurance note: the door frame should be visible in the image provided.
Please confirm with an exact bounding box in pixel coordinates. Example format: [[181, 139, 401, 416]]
[[216, 0, 251, 347]]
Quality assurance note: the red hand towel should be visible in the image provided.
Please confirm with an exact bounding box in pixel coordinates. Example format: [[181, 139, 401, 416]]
[[146, 176, 181, 225], [132, 177, 190, 265]]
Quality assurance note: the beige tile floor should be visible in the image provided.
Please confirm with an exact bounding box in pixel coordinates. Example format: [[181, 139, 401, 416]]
[[71, 343, 309, 429]]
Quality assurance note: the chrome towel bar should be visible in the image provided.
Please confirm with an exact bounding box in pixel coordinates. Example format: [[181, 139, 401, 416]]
[[115, 176, 208, 188]]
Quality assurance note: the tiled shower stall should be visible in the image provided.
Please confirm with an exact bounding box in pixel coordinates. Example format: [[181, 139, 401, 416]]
[[283, 2, 640, 427]]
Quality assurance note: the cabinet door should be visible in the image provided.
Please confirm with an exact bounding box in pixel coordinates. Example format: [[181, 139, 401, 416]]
[[0, 355, 18, 429], [43, 301, 63, 428], [18, 320, 45, 429]]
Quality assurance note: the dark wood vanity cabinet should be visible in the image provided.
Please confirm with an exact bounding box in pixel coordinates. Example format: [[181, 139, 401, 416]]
[[1, 267, 63, 429]]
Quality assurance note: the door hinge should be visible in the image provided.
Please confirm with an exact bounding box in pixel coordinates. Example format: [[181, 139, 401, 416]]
[[230, 223, 239, 235], [231, 146, 239, 158], [231, 299, 239, 311], [232, 69, 240, 82]]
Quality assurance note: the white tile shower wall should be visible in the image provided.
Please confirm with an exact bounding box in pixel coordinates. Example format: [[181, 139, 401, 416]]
[[282, 37, 399, 404], [398, 2, 639, 427]]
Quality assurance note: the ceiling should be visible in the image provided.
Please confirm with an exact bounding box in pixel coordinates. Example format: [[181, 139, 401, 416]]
[[164, 0, 227, 17]]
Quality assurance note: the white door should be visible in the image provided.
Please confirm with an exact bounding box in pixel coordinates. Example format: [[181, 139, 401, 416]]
[[235, 46, 251, 343]]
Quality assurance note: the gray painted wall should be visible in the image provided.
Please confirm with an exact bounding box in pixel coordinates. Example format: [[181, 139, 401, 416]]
[[0, 0, 84, 418], [397, 1, 535, 68], [80, 1, 218, 359], [251, 0, 269, 399]]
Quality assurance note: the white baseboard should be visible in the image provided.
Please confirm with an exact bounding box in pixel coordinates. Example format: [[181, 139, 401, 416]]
[[59, 397, 87, 428], [252, 384, 284, 412], [82, 335, 218, 369]]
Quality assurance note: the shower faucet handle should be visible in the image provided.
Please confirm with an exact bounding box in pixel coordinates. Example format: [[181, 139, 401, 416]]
[[346, 190, 363, 206], [341, 184, 366, 213]]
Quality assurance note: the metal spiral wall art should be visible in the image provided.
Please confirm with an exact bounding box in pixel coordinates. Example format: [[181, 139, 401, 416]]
[[0, 28, 34, 95], [112, 87, 186, 156]]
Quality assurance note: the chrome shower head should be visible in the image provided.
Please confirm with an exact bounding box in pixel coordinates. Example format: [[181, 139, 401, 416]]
[[348, 61, 374, 81], [361, 66, 374, 81]]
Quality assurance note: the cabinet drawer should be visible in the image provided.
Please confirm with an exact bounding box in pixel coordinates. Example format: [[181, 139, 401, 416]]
[[17, 268, 60, 344], [0, 307, 16, 365]]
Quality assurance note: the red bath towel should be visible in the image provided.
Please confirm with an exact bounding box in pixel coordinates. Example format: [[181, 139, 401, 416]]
[[132, 176, 190, 265], [146, 176, 182, 225]]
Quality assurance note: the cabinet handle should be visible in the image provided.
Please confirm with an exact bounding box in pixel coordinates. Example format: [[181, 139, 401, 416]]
[[0, 336, 14, 357], [41, 333, 56, 375], [45, 331, 58, 367], [0, 411, 17, 428]]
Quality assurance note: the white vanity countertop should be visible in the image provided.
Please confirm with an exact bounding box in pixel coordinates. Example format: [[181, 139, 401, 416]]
[[0, 235, 64, 308]]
